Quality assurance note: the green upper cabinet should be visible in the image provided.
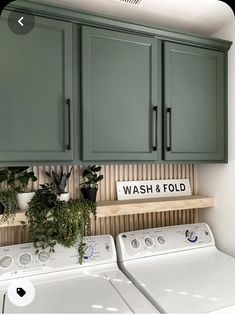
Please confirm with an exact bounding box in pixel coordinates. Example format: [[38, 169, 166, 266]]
[[82, 26, 161, 161], [164, 42, 226, 162], [0, 12, 73, 163]]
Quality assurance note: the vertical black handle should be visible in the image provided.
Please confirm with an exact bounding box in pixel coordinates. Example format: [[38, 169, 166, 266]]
[[66, 98, 71, 151], [153, 106, 158, 151], [166, 108, 171, 151]]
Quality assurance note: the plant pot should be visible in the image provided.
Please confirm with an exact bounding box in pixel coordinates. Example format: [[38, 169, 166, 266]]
[[81, 187, 98, 202], [17, 192, 35, 211], [0, 202, 5, 215], [58, 192, 70, 202]]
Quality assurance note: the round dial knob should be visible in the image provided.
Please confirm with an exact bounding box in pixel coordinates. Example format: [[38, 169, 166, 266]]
[[157, 235, 166, 245], [0, 255, 13, 269], [144, 237, 153, 247], [131, 238, 140, 249], [83, 244, 94, 260], [38, 251, 50, 263], [185, 229, 198, 243], [19, 253, 32, 266]]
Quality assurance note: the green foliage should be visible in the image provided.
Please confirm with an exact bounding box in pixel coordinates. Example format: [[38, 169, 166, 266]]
[[26, 188, 96, 264], [0, 190, 17, 223], [45, 167, 73, 195], [0, 167, 37, 193], [80, 165, 103, 188]]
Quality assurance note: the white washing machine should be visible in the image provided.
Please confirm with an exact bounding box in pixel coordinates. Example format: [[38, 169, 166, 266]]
[[0, 234, 158, 313], [116, 223, 235, 313]]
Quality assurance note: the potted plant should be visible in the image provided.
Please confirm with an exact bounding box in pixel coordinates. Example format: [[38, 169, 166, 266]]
[[80, 165, 103, 202], [45, 167, 73, 202], [0, 167, 37, 211], [26, 185, 96, 264], [0, 190, 17, 223]]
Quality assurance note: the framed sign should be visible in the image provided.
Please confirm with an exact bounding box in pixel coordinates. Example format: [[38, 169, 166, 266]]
[[116, 179, 191, 200]]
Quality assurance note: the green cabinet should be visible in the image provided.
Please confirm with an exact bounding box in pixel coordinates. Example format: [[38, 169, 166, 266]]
[[0, 13, 73, 163], [82, 27, 227, 162], [164, 42, 226, 161], [82, 26, 161, 161]]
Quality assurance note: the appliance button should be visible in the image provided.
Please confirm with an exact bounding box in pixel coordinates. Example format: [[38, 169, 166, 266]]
[[185, 229, 198, 243], [144, 237, 153, 247], [157, 235, 166, 245], [19, 253, 32, 266], [38, 251, 50, 263], [0, 255, 13, 269], [130, 238, 140, 249]]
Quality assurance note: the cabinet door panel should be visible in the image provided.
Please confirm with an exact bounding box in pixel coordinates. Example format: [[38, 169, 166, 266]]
[[0, 12, 73, 162], [164, 42, 225, 161], [82, 26, 160, 161]]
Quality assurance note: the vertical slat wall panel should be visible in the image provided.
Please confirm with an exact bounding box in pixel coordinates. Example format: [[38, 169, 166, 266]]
[[0, 164, 197, 245]]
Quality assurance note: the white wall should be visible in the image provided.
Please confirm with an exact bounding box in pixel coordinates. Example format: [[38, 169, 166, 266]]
[[198, 20, 235, 257]]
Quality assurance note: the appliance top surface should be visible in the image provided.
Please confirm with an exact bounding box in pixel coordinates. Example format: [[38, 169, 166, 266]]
[[3, 268, 134, 314], [0, 234, 158, 314], [122, 247, 235, 313], [116, 223, 235, 313]]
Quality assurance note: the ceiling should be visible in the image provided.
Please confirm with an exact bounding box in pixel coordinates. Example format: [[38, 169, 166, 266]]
[[31, 0, 234, 36]]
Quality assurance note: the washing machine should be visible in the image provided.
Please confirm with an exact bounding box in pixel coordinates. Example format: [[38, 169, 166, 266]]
[[116, 223, 235, 313], [0, 234, 158, 313]]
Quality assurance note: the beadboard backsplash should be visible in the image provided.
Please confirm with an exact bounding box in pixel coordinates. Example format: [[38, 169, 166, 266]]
[[0, 164, 197, 246]]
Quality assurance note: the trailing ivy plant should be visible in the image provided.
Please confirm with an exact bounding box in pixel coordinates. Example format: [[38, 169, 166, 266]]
[[0, 190, 17, 223], [26, 186, 96, 264]]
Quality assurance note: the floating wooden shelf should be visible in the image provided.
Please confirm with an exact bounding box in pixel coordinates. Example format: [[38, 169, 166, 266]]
[[96, 194, 214, 218], [0, 194, 214, 226], [0, 210, 26, 227]]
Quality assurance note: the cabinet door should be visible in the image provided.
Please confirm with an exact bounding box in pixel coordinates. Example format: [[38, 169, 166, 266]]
[[0, 12, 73, 163], [82, 26, 160, 161], [164, 42, 226, 161]]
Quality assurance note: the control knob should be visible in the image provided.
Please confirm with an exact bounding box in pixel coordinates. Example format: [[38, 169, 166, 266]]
[[82, 244, 94, 260], [131, 238, 140, 249], [38, 251, 50, 263], [157, 235, 166, 245], [185, 229, 198, 243], [0, 255, 13, 269], [144, 237, 153, 247], [19, 253, 32, 266]]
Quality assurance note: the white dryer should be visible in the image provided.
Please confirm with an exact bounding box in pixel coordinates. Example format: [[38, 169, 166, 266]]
[[117, 223, 235, 313], [0, 234, 158, 313]]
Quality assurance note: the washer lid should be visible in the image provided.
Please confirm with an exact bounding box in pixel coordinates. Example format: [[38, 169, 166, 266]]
[[3, 275, 132, 313], [122, 247, 235, 314]]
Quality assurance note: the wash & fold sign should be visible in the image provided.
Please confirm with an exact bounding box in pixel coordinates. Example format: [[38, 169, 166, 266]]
[[116, 179, 191, 200]]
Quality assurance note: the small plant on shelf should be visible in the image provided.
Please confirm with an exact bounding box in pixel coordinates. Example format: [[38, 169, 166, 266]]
[[0, 167, 37, 213], [45, 167, 73, 201], [0, 167, 37, 193], [26, 185, 96, 264], [80, 165, 103, 202]]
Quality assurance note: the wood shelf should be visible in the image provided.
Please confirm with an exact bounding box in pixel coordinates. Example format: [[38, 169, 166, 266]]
[[96, 194, 214, 218], [0, 195, 214, 226]]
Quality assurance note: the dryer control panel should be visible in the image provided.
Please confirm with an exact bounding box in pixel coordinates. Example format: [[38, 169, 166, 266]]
[[116, 223, 215, 261], [0, 235, 116, 280]]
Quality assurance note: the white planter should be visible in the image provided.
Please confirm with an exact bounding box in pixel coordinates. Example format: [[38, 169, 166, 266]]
[[17, 192, 35, 211], [58, 192, 69, 202]]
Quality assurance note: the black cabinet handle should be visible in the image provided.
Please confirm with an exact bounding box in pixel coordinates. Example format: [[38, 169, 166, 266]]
[[65, 98, 71, 151], [153, 106, 158, 151], [166, 108, 172, 151]]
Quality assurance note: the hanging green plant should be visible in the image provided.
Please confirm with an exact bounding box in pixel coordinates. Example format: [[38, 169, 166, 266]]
[[0, 190, 17, 223], [26, 186, 96, 264]]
